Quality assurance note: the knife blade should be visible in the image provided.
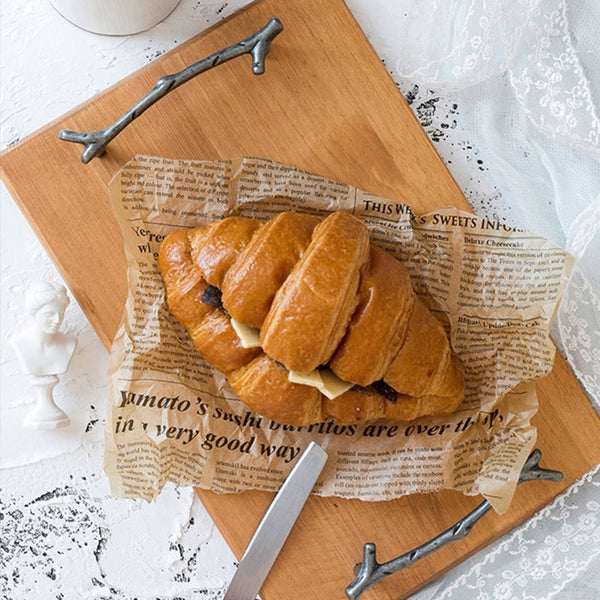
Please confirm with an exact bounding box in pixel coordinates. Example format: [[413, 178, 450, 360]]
[[223, 441, 328, 600]]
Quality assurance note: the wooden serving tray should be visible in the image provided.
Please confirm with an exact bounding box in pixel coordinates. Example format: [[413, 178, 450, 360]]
[[2, 1, 599, 598]]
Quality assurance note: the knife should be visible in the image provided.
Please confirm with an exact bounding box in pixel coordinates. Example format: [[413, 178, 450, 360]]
[[223, 441, 328, 600]]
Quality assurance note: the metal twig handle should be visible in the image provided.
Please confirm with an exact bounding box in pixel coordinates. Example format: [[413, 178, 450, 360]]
[[345, 449, 562, 599], [58, 16, 283, 164]]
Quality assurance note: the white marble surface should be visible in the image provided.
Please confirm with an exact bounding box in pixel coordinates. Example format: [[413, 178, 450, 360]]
[[1, 1, 599, 599]]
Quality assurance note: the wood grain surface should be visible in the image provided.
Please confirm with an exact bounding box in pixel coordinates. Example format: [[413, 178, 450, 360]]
[[1, 0, 598, 598]]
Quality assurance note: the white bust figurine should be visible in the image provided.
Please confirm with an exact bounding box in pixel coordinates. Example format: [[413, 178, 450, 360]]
[[11, 281, 77, 429]]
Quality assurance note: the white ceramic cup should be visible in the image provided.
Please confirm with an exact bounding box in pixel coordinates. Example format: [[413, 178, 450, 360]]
[[49, 0, 181, 36]]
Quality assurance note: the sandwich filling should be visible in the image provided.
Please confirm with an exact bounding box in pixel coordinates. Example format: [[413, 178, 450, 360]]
[[200, 283, 399, 403]]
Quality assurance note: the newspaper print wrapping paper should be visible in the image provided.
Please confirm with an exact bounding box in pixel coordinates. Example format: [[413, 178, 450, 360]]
[[104, 155, 573, 513]]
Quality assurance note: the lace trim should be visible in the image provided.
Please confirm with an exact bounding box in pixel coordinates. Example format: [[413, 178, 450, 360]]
[[509, 1, 600, 158], [552, 262, 600, 410]]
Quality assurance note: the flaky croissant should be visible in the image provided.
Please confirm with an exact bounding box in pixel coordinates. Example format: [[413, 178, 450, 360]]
[[158, 210, 464, 426]]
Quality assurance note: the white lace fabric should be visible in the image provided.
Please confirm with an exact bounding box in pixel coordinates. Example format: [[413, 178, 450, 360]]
[[348, 0, 599, 597]]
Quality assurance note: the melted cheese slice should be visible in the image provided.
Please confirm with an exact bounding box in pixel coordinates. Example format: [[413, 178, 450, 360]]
[[230, 318, 262, 348], [288, 368, 354, 400], [230, 317, 354, 399]]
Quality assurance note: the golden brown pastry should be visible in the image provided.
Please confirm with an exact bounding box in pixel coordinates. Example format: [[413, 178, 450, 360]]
[[329, 246, 416, 386], [158, 228, 260, 374], [221, 211, 321, 329], [260, 211, 370, 372], [158, 211, 464, 426]]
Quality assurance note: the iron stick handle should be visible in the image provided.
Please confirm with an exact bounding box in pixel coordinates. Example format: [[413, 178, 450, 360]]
[[59, 17, 283, 163], [345, 450, 562, 599]]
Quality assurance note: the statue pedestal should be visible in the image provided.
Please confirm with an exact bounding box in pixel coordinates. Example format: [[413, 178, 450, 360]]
[[23, 374, 70, 430]]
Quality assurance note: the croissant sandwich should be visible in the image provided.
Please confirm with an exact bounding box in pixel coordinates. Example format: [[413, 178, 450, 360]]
[[158, 210, 464, 426]]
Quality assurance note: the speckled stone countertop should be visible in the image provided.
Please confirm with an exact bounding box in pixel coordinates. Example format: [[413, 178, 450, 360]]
[[2, 1, 599, 599]]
